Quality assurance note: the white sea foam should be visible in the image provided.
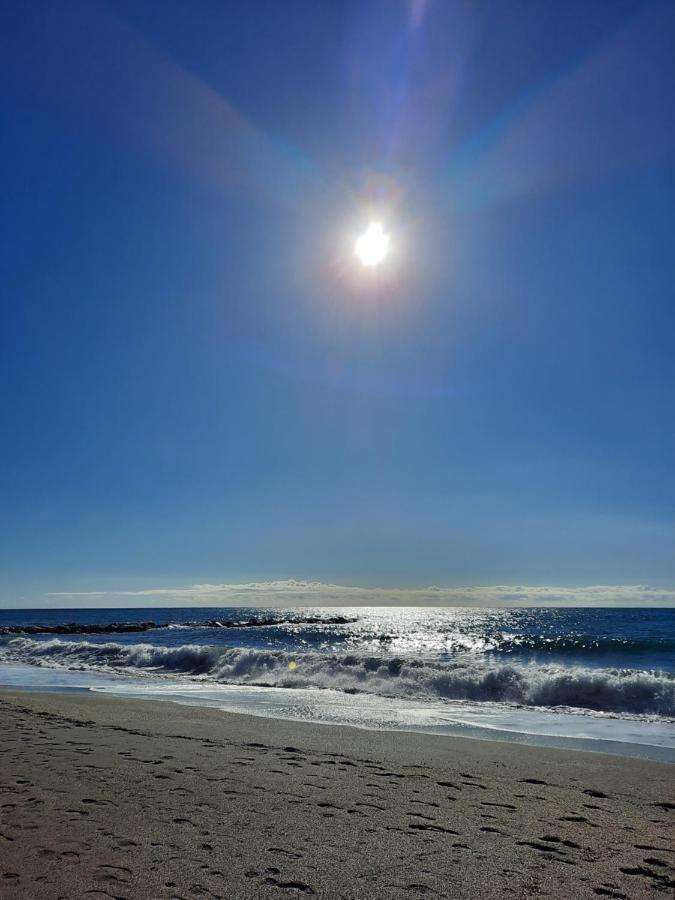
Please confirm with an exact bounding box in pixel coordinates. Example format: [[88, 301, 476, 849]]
[[1, 636, 673, 717]]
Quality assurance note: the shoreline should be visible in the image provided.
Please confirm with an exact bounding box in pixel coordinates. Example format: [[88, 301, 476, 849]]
[[1, 689, 673, 898], [1, 662, 674, 763]]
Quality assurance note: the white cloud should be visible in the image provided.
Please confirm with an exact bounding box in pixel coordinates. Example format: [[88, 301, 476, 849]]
[[47, 580, 675, 607]]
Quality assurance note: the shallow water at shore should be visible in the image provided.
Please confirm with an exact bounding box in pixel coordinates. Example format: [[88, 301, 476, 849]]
[[1, 660, 673, 762]]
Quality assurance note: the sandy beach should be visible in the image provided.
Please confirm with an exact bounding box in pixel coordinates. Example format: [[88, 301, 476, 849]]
[[0, 690, 672, 899]]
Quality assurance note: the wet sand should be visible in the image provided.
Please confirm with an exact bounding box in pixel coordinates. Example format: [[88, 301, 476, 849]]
[[0, 689, 673, 898]]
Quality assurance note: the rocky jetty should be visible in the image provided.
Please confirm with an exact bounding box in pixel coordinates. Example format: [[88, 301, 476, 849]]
[[0, 615, 357, 636]]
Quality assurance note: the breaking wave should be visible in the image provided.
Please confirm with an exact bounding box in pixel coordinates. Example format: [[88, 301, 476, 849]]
[[1, 636, 673, 718]]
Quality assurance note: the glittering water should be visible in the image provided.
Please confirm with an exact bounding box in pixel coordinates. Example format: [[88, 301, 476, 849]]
[[1, 607, 673, 757]]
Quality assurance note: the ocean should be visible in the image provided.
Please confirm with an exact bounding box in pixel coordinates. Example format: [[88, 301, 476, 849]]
[[1, 606, 673, 760]]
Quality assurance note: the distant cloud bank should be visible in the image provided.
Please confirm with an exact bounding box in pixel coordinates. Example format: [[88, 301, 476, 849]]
[[47, 580, 675, 608]]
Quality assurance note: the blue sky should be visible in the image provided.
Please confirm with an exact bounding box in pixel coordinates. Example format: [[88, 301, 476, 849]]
[[1, 1, 674, 606]]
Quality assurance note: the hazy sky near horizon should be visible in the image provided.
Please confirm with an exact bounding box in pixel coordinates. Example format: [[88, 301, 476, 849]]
[[1, 1, 674, 607], [8, 580, 671, 610]]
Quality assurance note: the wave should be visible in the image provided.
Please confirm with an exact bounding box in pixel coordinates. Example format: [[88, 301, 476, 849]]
[[1, 636, 673, 717], [368, 631, 675, 655], [494, 633, 675, 655], [2, 620, 672, 660]]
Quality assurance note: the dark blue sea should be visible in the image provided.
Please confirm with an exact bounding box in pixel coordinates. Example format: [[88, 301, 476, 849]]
[[1, 607, 673, 758]]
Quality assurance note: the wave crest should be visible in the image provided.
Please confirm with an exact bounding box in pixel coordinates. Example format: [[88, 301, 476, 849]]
[[1, 636, 673, 717]]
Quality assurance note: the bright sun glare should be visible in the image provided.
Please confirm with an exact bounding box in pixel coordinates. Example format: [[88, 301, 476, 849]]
[[355, 222, 390, 268]]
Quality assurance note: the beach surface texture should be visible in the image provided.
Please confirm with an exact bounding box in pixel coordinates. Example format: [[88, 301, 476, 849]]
[[0, 690, 672, 899]]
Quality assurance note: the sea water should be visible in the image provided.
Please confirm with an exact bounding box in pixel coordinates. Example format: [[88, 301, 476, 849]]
[[1, 606, 673, 760]]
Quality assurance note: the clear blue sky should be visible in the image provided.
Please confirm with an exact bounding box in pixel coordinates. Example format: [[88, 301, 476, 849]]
[[1, 1, 674, 605]]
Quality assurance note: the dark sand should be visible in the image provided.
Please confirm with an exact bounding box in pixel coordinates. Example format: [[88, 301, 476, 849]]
[[0, 690, 673, 899]]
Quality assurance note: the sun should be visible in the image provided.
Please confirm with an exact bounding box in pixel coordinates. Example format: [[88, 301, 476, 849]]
[[355, 222, 390, 268]]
